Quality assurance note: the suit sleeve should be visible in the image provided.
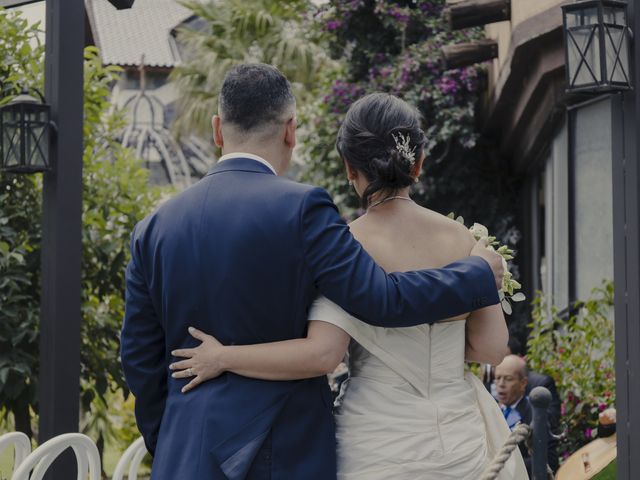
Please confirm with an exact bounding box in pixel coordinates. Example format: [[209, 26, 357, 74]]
[[120, 228, 166, 455], [300, 187, 499, 327]]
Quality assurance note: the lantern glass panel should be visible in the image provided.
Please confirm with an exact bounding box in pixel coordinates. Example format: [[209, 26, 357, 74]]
[[566, 8, 599, 28], [26, 108, 49, 169], [567, 25, 601, 87], [1, 98, 51, 173], [605, 25, 629, 83], [603, 6, 625, 25], [2, 107, 22, 169]]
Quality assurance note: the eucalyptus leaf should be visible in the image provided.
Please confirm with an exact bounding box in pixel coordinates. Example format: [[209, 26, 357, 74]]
[[501, 299, 512, 315]]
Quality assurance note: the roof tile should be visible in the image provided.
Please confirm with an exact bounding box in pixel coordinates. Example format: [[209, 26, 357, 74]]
[[86, 0, 192, 67]]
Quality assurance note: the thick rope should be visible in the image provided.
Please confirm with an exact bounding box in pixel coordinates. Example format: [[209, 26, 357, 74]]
[[480, 423, 531, 480]]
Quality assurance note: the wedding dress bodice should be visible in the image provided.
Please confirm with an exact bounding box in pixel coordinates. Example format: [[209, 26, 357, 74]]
[[309, 296, 528, 480], [347, 319, 467, 398]]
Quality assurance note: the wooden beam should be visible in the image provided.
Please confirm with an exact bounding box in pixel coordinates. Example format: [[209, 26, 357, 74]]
[[444, 0, 511, 30], [441, 39, 498, 70]]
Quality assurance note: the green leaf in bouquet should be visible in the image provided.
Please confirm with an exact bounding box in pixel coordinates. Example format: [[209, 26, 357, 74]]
[[501, 299, 512, 315], [511, 292, 526, 302]]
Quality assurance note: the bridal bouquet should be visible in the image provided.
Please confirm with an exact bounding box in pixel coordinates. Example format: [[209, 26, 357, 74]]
[[448, 214, 525, 315]]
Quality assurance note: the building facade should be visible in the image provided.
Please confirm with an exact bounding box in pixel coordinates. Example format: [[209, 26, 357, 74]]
[[481, 1, 639, 477], [85, 0, 213, 189], [483, 0, 614, 310]]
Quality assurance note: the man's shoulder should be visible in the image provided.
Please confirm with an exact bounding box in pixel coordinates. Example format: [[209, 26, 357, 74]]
[[273, 177, 322, 196], [517, 396, 533, 422], [130, 181, 202, 242], [528, 371, 555, 389], [258, 177, 335, 210], [132, 178, 330, 240]]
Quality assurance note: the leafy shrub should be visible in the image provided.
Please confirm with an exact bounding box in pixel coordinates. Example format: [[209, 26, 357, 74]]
[[527, 281, 615, 459]]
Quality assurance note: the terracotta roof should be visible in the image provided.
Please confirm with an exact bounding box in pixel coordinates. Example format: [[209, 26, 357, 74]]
[[85, 0, 192, 67]]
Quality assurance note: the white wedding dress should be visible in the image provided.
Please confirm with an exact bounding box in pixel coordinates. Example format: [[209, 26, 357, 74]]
[[310, 297, 529, 480]]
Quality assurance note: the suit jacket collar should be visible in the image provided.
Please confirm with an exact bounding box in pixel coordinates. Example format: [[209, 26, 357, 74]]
[[515, 396, 532, 423], [206, 157, 277, 177]]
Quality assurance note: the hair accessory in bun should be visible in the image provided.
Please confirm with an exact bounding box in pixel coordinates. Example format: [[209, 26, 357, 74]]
[[391, 132, 416, 166]]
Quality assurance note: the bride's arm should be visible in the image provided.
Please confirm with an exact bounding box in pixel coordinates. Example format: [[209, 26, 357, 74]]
[[169, 321, 350, 392], [460, 228, 508, 366], [464, 304, 509, 365]]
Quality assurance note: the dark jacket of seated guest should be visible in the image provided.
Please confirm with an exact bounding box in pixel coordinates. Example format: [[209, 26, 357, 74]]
[[512, 395, 560, 475], [484, 368, 563, 433], [496, 355, 559, 477], [526, 371, 562, 433]]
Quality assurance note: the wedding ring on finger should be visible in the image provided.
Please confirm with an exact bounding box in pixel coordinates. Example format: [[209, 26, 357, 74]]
[[187, 368, 195, 377]]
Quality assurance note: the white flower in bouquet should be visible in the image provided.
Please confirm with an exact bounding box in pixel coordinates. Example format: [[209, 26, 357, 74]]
[[448, 214, 525, 315], [469, 223, 489, 241]]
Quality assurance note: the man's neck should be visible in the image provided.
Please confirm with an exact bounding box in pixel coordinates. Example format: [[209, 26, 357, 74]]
[[504, 395, 525, 409], [221, 147, 286, 175]]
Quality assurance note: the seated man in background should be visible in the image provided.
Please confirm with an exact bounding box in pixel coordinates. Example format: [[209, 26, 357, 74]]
[[495, 355, 560, 475], [485, 336, 562, 433]]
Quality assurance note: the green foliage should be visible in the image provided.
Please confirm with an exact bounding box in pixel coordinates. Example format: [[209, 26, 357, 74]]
[[527, 281, 615, 459], [0, 175, 41, 434], [0, 9, 44, 103], [0, 8, 45, 436], [171, 0, 337, 137], [0, 11, 165, 449]]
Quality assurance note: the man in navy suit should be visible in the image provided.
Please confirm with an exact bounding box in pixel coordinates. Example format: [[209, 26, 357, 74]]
[[121, 63, 505, 480], [495, 355, 559, 475]]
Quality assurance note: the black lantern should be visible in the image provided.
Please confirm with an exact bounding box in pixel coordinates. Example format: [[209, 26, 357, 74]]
[[0, 92, 52, 173], [562, 0, 632, 93]]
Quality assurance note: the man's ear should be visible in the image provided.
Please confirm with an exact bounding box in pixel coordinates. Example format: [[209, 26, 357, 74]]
[[284, 117, 297, 149], [212, 115, 223, 148]]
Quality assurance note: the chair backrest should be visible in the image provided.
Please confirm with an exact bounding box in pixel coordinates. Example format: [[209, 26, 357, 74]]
[[112, 437, 149, 480], [11, 433, 100, 480], [0, 432, 31, 475]]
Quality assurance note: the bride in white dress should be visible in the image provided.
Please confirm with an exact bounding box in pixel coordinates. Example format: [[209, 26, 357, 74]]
[[171, 93, 528, 479]]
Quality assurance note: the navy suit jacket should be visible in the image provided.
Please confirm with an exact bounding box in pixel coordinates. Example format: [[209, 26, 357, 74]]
[[121, 158, 499, 480]]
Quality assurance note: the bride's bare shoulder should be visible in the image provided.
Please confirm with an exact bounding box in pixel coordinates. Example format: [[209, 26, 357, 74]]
[[420, 208, 476, 249]]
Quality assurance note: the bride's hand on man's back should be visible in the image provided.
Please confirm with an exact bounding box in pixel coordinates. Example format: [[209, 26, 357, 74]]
[[470, 240, 504, 290], [170, 327, 225, 393]]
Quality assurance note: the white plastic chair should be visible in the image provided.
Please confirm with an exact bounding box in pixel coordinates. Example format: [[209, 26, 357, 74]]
[[0, 432, 31, 475], [11, 433, 100, 480], [112, 437, 149, 480]]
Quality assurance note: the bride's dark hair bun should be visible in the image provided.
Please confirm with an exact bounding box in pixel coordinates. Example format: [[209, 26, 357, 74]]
[[336, 93, 426, 208]]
